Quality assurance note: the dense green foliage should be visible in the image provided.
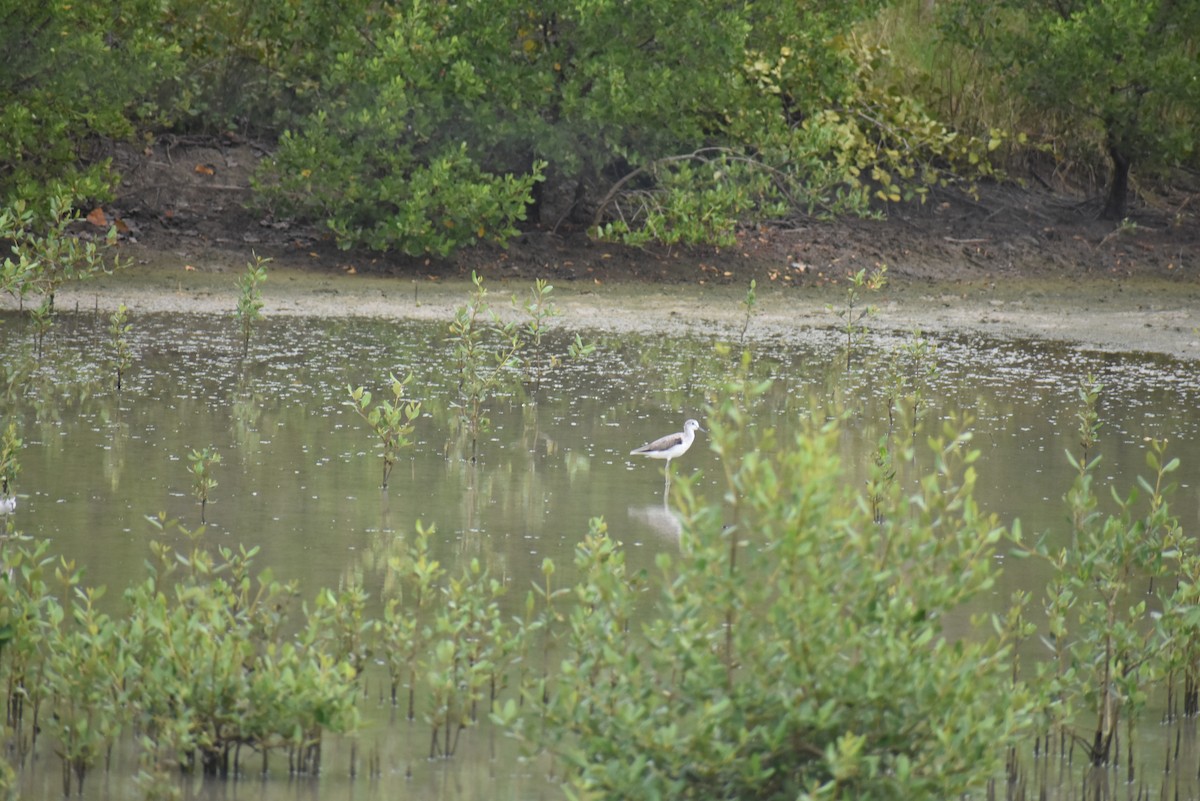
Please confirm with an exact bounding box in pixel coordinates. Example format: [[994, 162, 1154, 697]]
[[0, 524, 359, 795], [4, 0, 1194, 260], [0, 1, 173, 205], [496, 366, 1031, 799], [938, 0, 1200, 219], [0, 197, 117, 308]]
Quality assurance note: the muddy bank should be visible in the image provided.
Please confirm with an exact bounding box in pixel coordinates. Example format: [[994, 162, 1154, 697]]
[[11, 139, 1189, 358], [16, 255, 1200, 361]]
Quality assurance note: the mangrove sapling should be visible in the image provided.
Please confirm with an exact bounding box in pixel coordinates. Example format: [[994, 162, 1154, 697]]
[[494, 519, 636, 749], [448, 272, 524, 461], [517, 278, 559, 394], [108, 303, 132, 390], [235, 254, 269, 357], [347, 373, 421, 488], [42, 576, 126, 797], [0, 195, 120, 316], [0, 535, 59, 761], [306, 581, 373, 679], [739, 278, 757, 344], [426, 558, 508, 758], [1076, 373, 1102, 468], [128, 516, 357, 779], [379, 594, 418, 709], [473, 276, 592, 441], [1157, 539, 1200, 723], [532, 555, 570, 705], [514, 279, 597, 396], [885, 331, 939, 438], [187, 446, 220, 523], [879, 332, 940, 487], [505, 589, 542, 711], [828, 263, 887, 370], [998, 589, 1037, 775], [702, 349, 775, 681], [866, 434, 896, 525], [455, 560, 508, 723], [1023, 378, 1181, 769], [381, 522, 445, 720], [29, 298, 53, 361]]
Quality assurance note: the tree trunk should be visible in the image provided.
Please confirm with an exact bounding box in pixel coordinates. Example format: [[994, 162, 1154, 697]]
[[1100, 143, 1131, 221]]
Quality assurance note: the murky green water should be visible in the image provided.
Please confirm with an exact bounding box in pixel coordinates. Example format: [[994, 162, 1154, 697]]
[[3, 309, 1200, 799]]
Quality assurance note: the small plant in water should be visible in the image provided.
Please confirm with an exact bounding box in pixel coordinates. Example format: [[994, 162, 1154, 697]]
[[829, 263, 887, 369], [235, 254, 269, 357], [187, 447, 221, 523], [1075, 373, 1102, 467], [29, 298, 53, 361], [512, 279, 596, 393], [517, 278, 559, 393], [739, 278, 757, 344], [448, 272, 524, 461], [108, 303, 132, 390], [0, 194, 120, 314], [347, 373, 421, 488], [1015, 375, 1183, 772], [448, 273, 595, 458]]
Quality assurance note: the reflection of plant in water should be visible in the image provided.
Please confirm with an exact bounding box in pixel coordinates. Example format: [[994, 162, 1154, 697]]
[[187, 447, 220, 523], [230, 375, 263, 453], [347, 373, 421, 488], [1, 347, 35, 405], [108, 303, 132, 390]]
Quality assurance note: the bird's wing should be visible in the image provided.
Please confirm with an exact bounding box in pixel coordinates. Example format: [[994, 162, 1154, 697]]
[[631, 431, 683, 454]]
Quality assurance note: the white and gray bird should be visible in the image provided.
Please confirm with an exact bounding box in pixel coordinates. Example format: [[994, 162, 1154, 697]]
[[629, 419, 703, 471]]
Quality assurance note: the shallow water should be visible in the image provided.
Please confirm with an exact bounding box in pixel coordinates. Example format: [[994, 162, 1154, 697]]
[[3, 309, 1200, 799]]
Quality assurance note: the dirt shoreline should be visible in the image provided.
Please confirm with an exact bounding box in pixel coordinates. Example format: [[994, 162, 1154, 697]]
[[20, 252, 1200, 361], [5, 140, 1197, 358]]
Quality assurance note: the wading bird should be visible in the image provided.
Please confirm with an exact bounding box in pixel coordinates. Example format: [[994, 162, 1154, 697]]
[[630, 419, 703, 490]]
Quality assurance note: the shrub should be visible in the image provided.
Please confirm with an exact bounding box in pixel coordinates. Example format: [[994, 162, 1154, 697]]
[[509, 372, 1031, 799]]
